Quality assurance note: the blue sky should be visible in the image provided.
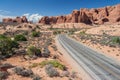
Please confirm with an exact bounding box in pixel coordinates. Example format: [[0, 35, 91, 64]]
[[0, 0, 119, 22]]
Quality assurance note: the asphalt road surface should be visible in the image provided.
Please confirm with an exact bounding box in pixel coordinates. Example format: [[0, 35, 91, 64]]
[[58, 34, 120, 80]]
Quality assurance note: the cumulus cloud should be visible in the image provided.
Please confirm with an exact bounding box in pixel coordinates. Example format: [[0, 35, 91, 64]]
[[0, 11, 43, 22], [23, 13, 43, 22]]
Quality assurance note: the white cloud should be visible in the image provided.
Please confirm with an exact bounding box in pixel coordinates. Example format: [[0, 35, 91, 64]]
[[0, 12, 43, 22], [23, 13, 43, 22]]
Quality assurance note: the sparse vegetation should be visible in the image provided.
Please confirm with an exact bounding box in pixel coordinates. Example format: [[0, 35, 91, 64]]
[[27, 46, 42, 57], [0, 34, 7, 39], [14, 34, 27, 41], [112, 37, 120, 44], [0, 36, 19, 57], [0, 23, 77, 80], [32, 75, 41, 80], [31, 31, 40, 37], [29, 60, 65, 70], [53, 30, 61, 35], [0, 71, 8, 79], [40, 60, 65, 70], [68, 28, 77, 35], [45, 64, 59, 77], [13, 67, 33, 77], [29, 63, 39, 68], [42, 47, 50, 57], [80, 31, 86, 35]]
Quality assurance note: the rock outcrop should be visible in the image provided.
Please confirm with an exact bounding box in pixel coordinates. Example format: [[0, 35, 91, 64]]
[[39, 4, 120, 25], [3, 16, 28, 23]]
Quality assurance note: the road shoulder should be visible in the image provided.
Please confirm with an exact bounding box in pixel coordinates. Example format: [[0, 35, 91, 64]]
[[55, 36, 93, 80]]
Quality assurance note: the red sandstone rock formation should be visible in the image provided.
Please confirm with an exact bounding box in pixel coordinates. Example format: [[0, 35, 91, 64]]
[[39, 4, 120, 25], [3, 18, 13, 23], [2, 16, 28, 23]]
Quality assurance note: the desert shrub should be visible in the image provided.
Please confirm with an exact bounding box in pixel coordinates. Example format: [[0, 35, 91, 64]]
[[51, 45, 57, 51], [68, 28, 76, 35], [0, 37, 19, 57], [0, 71, 8, 79], [22, 31, 28, 35], [31, 31, 40, 37], [42, 47, 50, 57], [53, 30, 61, 35], [0, 63, 13, 68], [40, 60, 65, 70], [61, 71, 70, 77], [14, 34, 27, 41], [112, 37, 120, 44], [71, 71, 77, 78], [32, 75, 41, 80], [45, 64, 59, 77], [0, 34, 7, 39], [13, 67, 33, 77], [27, 46, 42, 57], [80, 31, 86, 35], [13, 67, 25, 75], [20, 69, 33, 77]]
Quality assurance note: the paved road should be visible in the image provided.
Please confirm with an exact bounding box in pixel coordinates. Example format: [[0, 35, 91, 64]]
[[58, 34, 120, 80]]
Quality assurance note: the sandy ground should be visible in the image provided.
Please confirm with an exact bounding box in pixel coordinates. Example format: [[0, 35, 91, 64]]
[[80, 39, 120, 61], [2, 45, 79, 80], [74, 24, 120, 62], [86, 24, 120, 36], [42, 23, 92, 29], [55, 36, 94, 80]]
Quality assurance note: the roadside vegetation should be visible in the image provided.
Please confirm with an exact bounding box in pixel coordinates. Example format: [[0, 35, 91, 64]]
[[112, 37, 120, 44], [0, 24, 79, 80], [14, 34, 27, 41]]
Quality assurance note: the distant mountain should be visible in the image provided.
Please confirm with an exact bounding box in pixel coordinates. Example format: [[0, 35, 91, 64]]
[[39, 4, 120, 25]]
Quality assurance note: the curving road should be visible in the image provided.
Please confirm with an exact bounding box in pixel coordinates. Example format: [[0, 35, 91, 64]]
[[57, 34, 120, 80]]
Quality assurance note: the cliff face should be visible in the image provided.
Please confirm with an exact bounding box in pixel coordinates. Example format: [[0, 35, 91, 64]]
[[2, 16, 28, 23], [39, 4, 120, 25]]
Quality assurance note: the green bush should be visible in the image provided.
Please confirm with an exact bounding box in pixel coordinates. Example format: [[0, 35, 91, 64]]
[[39, 60, 65, 70], [27, 46, 41, 57], [0, 37, 19, 56], [80, 31, 86, 35], [53, 31, 61, 35], [112, 37, 120, 44], [31, 31, 40, 37], [14, 34, 27, 41], [0, 34, 7, 39]]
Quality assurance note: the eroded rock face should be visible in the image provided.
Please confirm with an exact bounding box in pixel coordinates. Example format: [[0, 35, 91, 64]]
[[71, 10, 80, 23], [39, 4, 120, 25], [2, 16, 28, 23], [3, 18, 13, 23]]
